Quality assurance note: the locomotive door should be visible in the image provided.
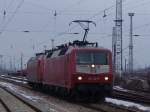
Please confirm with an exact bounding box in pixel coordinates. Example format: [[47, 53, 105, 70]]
[[64, 55, 70, 86], [37, 59, 43, 83]]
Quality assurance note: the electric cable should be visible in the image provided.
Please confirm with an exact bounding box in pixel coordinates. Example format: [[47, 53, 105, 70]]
[[0, 0, 24, 35]]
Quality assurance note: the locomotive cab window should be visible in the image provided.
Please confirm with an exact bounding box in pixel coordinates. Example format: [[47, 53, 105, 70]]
[[76, 52, 108, 65], [93, 53, 108, 65], [76, 53, 92, 64]]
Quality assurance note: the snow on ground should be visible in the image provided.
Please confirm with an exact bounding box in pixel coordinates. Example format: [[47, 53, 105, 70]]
[[19, 92, 43, 102], [106, 97, 150, 112], [0, 76, 27, 84], [1, 81, 150, 112], [7, 78, 27, 84], [113, 86, 128, 92], [0, 81, 42, 101], [11, 76, 27, 80], [0, 81, 68, 112], [0, 81, 15, 89]]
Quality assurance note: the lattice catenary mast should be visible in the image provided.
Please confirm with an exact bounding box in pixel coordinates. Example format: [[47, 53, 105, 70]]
[[113, 0, 123, 75], [128, 13, 134, 73]]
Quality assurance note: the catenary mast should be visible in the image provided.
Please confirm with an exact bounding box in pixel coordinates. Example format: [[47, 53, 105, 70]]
[[113, 0, 123, 76], [128, 13, 134, 73]]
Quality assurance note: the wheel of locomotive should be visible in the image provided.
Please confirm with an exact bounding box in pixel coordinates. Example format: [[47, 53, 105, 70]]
[[59, 87, 67, 98], [65, 89, 77, 102], [33, 83, 39, 90], [28, 82, 36, 89], [36, 83, 42, 90], [29, 83, 36, 89], [28, 82, 33, 87]]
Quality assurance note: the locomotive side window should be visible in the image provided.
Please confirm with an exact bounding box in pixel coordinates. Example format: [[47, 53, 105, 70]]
[[51, 50, 61, 58], [47, 52, 53, 58], [59, 48, 68, 56]]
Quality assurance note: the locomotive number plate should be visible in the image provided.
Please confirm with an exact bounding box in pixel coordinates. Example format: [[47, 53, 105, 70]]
[[88, 77, 99, 80]]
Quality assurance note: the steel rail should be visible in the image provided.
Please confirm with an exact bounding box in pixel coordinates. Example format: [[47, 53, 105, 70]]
[[0, 86, 42, 112], [0, 75, 148, 111], [0, 97, 11, 112], [113, 89, 150, 104]]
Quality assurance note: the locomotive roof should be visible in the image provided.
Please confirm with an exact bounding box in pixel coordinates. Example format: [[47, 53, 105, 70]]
[[66, 46, 110, 53], [35, 40, 111, 58]]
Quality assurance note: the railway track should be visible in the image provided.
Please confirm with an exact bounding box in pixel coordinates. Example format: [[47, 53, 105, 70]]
[[0, 97, 11, 112], [113, 87, 150, 104], [2, 74, 150, 105], [0, 86, 43, 112], [0, 75, 29, 88], [0, 75, 27, 82], [78, 102, 139, 112], [0, 75, 149, 112]]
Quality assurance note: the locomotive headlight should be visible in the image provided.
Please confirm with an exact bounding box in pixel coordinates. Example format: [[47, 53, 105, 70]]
[[78, 76, 82, 80], [91, 64, 95, 68], [105, 77, 109, 81]]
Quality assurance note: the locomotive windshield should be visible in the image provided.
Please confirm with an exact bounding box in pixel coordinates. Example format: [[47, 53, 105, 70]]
[[76, 52, 108, 65]]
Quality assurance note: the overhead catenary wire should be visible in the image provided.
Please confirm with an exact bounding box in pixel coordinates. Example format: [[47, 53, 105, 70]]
[[0, 0, 146, 16], [1, 0, 92, 36], [122, 0, 150, 33], [24, 0, 54, 11], [53, 0, 129, 37], [36, 1, 124, 46], [0, 0, 15, 28], [133, 13, 150, 15], [124, 0, 150, 12], [0, 0, 150, 70], [58, 0, 86, 14], [41, 1, 117, 36], [0, 0, 149, 16], [2, 0, 149, 35], [6, 0, 16, 10], [0, 29, 54, 32], [0, 0, 24, 35], [0, 0, 145, 31], [123, 21, 150, 33], [66, 0, 150, 34], [133, 23, 150, 31], [0, 0, 146, 17], [1, 0, 150, 43], [41, 0, 86, 31], [18, 0, 86, 15]]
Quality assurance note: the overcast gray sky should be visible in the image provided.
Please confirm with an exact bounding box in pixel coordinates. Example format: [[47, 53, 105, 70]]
[[0, 0, 150, 70]]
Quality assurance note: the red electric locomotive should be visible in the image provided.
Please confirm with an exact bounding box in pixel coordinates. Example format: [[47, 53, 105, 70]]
[[27, 40, 113, 101], [27, 20, 113, 101]]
